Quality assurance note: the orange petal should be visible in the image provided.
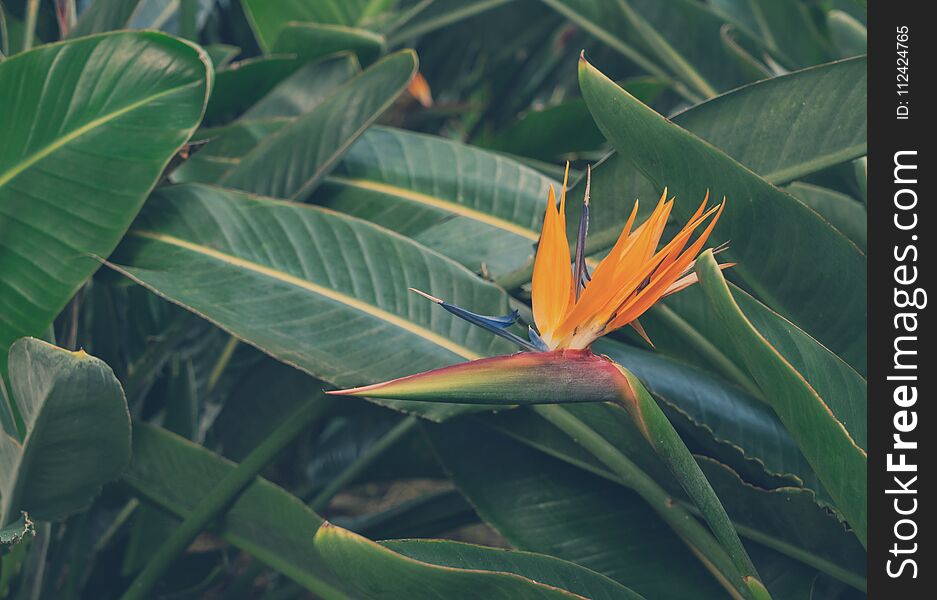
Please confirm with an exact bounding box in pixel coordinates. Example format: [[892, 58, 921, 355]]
[[531, 185, 572, 343], [629, 319, 655, 348], [661, 261, 734, 297], [608, 202, 724, 330], [555, 194, 669, 340], [568, 198, 711, 335], [407, 72, 433, 107]]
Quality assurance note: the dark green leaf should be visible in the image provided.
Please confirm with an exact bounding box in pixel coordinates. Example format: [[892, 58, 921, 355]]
[[1, 338, 130, 524], [426, 420, 727, 599], [219, 50, 416, 199], [125, 423, 646, 599], [109, 183, 515, 421], [786, 182, 866, 250], [578, 56, 867, 370], [242, 0, 375, 51], [695, 251, 866, 546], [0, 31, 210, 371], [272, 22, 385, 65]]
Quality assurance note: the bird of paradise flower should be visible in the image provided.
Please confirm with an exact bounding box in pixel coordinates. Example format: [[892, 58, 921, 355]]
[[332, 164, 727, 376], [326, 169, 773, 600]]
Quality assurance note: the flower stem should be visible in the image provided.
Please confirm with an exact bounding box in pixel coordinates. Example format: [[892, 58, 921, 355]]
[[120, 395, 335, 600], [533, 404, 753, 600], [614, 366, 771, 598]]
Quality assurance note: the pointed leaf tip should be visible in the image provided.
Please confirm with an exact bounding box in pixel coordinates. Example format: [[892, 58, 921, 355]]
[[408, 287, 443, 304]]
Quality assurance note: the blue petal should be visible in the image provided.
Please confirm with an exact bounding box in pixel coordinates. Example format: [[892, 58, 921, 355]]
[[438, 302, 539, 351], [527, 327, 550, 351]]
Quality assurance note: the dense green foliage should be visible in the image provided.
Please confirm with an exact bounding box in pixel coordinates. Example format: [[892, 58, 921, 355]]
[[0, 1, 866, 598]]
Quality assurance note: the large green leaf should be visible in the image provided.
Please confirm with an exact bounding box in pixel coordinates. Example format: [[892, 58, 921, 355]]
[[271, 22, 386, 65], [785, 182, 866, 250], [480, 77, 667, 161], [219, 50, 416, 199], [109, 183, 515, 421], [204, 55, 305, 123], [580, 57, 867, 271], [426, 420, 727, 599], [646, 281, 867, 462], [175, 53, 362, 183], [242, 0, 375, 51], [316, 126, 555, 280], [0, 338, 130, 525], [593, 339, 824, 496], [242, 55, 359, 120], [322, 529, 646, 600], [480, 407, 866, 590], [172, 122, 557, 281], [125, 423, 645, 599], [695, 251, 866, 547], [0, 31, 210, 372], [578, 56, 867, 369], [543, 0, 760, 97], [172, 119, 290, 184], [672, 57, 866, 185]]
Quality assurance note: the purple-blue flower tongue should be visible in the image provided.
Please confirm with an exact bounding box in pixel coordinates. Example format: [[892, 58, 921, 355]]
[[408, 288, 540, 351]]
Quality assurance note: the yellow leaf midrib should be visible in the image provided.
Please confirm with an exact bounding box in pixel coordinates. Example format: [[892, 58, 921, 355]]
[[129, 229, 481, 361], [0, 83, 194, 190], [326, 176, 540, 241]]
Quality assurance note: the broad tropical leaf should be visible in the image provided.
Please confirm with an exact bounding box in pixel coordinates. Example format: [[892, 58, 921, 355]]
[[172, 119, 290, 184], [242, 0, 376, 51], [695, 251, 866, 546], [316, 126, 555, 280], [125, 423, 646, 599], [593, 339, 825, 496], [219, 50, 416, 199], [204, 55, 305, 123], [480, 407, 866, 590], [109, 183, 515, 420], [0, 31, 210, 371], [271, 22, 385, 65], [331, 351, 766, 596], [578, 56, 867, 369], [673, 57, 866, 185], [0, 338, 130, 524], [581, 57, 867, 271], [427, 421, 728, 599], [241, 54, 360, 119], [786, 182, 866, 250]]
